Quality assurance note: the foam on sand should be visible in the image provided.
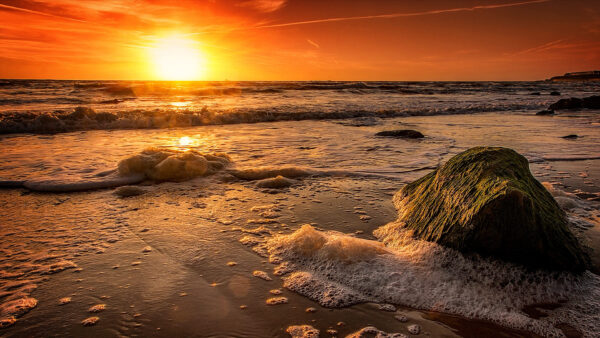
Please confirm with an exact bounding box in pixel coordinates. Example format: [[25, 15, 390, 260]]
[[18, 148, 231, 193], [286, 325, 319, 338], [270, 224, 388, 263], [0, 297, 38, 328], [346, 326, 407, 338], [266, 225, 600, 337], [23, 172, 144, 193], [118, 148, 231, 181]]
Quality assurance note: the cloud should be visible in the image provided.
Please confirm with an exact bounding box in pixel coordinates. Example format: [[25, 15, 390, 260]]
[[0, 2, 85, 22], [306, 39, 319, 48], [256, 0, 551, 28], [238, 0, 286, 13], [511, 39, 566, 55]]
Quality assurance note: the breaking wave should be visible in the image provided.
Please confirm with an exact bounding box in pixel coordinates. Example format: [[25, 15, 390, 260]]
[[0, 102, 546, 135]]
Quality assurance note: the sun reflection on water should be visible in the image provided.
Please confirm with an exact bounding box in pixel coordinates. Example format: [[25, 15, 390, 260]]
[[170, 101, 190, 108], [178, 136, 193, 147]]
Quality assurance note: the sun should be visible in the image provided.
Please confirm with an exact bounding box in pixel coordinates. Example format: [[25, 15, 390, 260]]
[[150, 35, 206, 80]]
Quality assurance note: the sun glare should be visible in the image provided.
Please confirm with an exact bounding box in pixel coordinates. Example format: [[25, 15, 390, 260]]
[[150, 35, 205, 80], [178, 136, 193, 147]]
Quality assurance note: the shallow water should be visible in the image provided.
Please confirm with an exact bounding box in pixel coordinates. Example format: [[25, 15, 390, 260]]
[[1, 107, 599, 336]]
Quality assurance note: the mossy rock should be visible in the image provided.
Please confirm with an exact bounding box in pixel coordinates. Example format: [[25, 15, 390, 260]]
[[395, 146, 590, 272]]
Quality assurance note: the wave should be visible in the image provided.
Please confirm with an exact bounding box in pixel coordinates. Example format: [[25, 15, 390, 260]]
[[3, 148, 233, 193], [0, 97, 91, 105], [0, 102, 546, 135], [20, 80, 588, 97]]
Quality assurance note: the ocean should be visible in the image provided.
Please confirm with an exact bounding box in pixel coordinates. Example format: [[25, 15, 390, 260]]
[[0, 80, 599, 337], [1, 80, 599, 134]]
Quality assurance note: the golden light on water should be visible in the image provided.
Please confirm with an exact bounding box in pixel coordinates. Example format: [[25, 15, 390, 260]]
[[150, 35, 206, 80], [178, 136, 193, 146], [170, 101, 191, 108]]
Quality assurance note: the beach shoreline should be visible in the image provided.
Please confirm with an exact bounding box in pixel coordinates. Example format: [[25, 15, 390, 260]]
[[0, 110, 599, 337]]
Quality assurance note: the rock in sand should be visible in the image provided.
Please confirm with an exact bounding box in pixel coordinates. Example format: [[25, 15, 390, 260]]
[[375, 129, 424, 139], [548, 95, 600, 110], [383, 146, 590, 272]]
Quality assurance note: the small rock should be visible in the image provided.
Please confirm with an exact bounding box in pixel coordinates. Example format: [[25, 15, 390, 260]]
[[375, 129, 424, 139], [407, 324, 421, 335], [550, 91, 561, 96], [59, 297, 72, 305], [142, 246, 152, 253], [256, 175, 297, 189], [114, 185, 146, 197], [394, 314, 408, 322], [561, 134, 580, 139], [305, 307, 317, 313]]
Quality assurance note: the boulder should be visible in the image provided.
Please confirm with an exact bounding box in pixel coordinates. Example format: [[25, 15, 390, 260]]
[[375, 129, 424, 139], [548, 95, 600, 110], [391, 146, 590, 272]]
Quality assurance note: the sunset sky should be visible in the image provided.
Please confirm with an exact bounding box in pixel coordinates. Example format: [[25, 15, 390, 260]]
[[0, 0, 598, 81]]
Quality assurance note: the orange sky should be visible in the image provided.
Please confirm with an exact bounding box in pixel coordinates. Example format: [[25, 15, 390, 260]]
[[0, 0, 599, 80]]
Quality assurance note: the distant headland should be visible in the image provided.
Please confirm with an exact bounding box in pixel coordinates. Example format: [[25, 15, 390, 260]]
[[548, 71, 600, 82]]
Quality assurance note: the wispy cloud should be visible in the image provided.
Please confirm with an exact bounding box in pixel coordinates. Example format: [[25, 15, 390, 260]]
[[306, 39, 319, 48], [256, 0, 551, 28], [511, 39, 566, 55], [0, 3, 85, 22], [238, 0, 287, 13]]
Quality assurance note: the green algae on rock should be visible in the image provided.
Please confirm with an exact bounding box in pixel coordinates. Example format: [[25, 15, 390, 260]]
[[387, 146, 590, 272]]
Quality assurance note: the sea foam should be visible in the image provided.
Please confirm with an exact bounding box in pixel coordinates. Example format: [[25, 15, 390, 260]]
[[15, 148, 232, 192], [118, 148, 231, 181], [266, 224, 600, 337]]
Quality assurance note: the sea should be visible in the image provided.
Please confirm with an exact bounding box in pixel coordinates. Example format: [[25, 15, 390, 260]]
[[0, 80, 599, 337]]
